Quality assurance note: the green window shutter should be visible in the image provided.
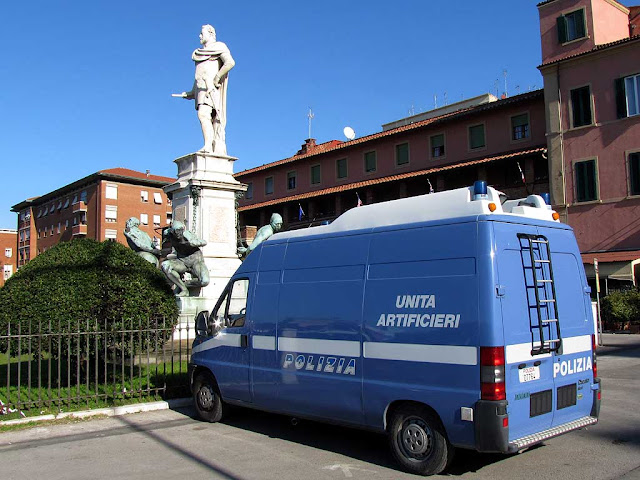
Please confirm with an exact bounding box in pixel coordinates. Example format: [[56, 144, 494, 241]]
[[396, 143, 409, 165], [557, 16, 568, 44], [615, 78, 628, 119], [469, 125, 485, 149], [575, 9, 586, 38]]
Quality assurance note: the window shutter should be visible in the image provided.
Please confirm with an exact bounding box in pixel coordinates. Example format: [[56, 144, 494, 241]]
[[557, 16, 567, 44], [615, 78, 627, 119], [575, 10, 586, 38]]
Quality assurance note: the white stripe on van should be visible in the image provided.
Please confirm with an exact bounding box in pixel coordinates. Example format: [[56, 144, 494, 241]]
[[278, 337, 361, 357], [253, 335, 276, 350], [505, 334, 593, 364], [192, 333, 242, 354], [363, 342, 477, 366]]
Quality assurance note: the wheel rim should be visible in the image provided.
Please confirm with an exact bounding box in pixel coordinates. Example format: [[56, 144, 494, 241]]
[[197, 384, 216, 411], [398, 416, 433, 459]]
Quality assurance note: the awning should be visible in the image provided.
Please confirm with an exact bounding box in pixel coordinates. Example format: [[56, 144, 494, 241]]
[[582, 251, 640, 284]]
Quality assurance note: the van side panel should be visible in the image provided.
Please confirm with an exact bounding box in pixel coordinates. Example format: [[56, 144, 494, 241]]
[[275, 235, 369, 423], [362, 223, 480, 447]]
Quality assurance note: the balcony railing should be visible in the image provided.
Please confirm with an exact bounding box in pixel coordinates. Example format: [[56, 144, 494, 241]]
[[72, 224, 87, 236], [72, 201, 87, 213]]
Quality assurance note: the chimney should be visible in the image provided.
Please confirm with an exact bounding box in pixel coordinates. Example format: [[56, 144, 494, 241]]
[[296, 138, 317, 155], [145, 169, 150, 177]]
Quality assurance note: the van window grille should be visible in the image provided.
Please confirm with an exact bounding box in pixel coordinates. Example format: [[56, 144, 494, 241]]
[[557, 384, 577, 410], [530, 389, 552, 417]]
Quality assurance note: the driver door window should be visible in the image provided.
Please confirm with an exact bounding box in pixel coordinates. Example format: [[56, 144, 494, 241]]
[[212, 279, 249, 328]]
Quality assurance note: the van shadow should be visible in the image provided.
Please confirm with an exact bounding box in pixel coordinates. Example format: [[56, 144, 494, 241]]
[[181, 404, 513, 475]]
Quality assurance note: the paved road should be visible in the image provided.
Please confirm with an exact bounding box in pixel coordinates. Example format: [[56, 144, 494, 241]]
[[1, 334, 639, 480]]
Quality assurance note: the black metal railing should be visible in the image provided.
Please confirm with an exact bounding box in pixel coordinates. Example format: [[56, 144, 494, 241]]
[[0, 316, 192, 419]]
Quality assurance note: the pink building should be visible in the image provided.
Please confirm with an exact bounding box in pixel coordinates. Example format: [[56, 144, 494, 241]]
[[538, 0, 640, 287]]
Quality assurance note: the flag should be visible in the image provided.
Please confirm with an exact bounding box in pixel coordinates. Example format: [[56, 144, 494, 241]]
[[427, 178, 434, 194], [298, 203, 305, 221], [517, 161, 526, 185], [356, 192, 363, 207]]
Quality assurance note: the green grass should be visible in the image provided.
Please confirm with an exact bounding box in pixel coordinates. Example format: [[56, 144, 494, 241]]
[[0, 356, 190, 421]]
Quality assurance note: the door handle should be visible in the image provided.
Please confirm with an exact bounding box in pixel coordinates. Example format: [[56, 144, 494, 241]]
[[241, 334, 248, 348]]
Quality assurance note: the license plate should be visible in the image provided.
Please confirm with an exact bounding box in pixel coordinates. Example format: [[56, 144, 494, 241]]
[[519, 366, 540, 383]]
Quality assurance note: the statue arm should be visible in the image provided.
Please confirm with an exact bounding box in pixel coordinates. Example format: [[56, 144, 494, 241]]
[[183, 79, 196, 100], [213, 51, 235, 87], [183, 230, 207, 247]]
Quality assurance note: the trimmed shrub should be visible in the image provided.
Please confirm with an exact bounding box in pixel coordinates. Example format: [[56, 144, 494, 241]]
[[600, 289, 640, 331], [0, 239, 178, 366]]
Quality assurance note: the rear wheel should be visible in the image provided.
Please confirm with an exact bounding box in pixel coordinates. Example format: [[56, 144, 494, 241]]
[[388, 405, 453, 476], [193, 372, 223, 423]]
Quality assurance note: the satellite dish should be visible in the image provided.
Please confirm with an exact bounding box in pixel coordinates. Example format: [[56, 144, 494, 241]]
[[343, 126, 356, 141]]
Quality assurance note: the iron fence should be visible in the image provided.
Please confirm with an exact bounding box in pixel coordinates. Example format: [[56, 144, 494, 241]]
[[0, 316, 193, 419]]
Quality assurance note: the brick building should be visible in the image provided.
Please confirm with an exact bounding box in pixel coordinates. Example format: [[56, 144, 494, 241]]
[[11, 168, 175, 267], [0, 229, 17, 286], [538, 0, 640, 288], [236, 91, 549, 231]]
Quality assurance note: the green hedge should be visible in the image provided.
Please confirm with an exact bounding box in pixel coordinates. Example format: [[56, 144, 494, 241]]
[[601, 289, 640, 329], [0, 239, 178, 363]]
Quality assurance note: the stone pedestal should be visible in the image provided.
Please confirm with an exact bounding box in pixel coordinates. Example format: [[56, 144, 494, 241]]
[[164, 152, 247, 338]]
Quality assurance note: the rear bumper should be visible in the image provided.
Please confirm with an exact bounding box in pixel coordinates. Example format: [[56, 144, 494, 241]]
[[508, 415, 598, 451]]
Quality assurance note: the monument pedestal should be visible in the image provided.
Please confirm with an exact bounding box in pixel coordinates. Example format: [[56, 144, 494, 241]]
[[164, 151, 247, 339]]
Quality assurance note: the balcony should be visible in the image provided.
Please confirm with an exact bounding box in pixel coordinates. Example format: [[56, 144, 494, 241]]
[[72, 224, 87, 236], [72, 201, 87, 213]]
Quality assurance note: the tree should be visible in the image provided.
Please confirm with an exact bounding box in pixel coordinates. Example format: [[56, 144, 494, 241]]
[[0, 239, 179, 370]]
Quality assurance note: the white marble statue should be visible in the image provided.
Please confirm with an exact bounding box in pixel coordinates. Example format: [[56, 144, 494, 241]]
[[174, 24, 235, 155]]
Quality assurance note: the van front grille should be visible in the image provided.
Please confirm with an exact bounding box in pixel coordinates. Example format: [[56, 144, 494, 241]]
[[530, 389, 552, 417]]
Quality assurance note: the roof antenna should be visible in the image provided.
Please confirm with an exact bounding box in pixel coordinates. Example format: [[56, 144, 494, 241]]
[[503, 69, 508, 98], [434, 94, 438, 109], [307, 107, 314, 139]]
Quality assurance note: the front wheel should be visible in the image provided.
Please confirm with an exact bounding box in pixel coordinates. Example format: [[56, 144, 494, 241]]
[[193, 372, 223, 422], [388, 405, 453, 476]]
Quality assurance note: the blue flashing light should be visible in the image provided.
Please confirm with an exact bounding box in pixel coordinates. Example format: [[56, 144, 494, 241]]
[[541, 193, 551, 205], [474, 180, 487, 196]]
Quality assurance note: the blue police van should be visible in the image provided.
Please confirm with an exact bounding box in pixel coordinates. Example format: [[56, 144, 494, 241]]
[[189, 182, 600, 476]]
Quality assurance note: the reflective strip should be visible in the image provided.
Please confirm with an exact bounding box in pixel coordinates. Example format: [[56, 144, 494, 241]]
[[562, 335, 592, 355], [253, 335, 276, 351], [506, 334, 593, 364], [363, 342, 477, 366], [277, 337, 361, 357], [192, 333, 242, 353]]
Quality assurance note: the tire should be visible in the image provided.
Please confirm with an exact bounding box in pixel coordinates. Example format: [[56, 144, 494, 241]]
[[388, 404, 453, 476], [193, 372, 223, 423]]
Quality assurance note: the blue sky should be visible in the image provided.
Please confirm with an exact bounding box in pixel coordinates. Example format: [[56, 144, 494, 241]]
[[0, 1, 630, 229]]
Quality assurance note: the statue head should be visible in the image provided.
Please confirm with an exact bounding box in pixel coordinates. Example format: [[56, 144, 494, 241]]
[[170, 220, 186, 239], [270, 213, 283, 232], [125, 217, 140, 231], [200, 24, 216, 45]]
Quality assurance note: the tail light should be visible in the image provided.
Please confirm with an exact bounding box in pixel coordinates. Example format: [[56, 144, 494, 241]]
[[480, 346, 506, 401], [591, 334, 598, 379]]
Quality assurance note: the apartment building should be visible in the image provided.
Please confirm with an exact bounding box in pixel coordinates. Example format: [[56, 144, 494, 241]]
[[236, 90, 549, 230], [538, 0, 640, 288], [11, 168, 175, 267], [0, 229, 17, 286]]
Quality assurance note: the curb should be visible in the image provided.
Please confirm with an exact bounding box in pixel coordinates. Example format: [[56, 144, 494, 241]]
[[0, 397, 193, 426]]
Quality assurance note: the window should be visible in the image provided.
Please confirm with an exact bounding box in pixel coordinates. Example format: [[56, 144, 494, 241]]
[[105, 229, 118, 241], [80, 191, 87, 203], [5, 248, 12, 258], [575, 159, 598, 202], [153, 192, 162, 204], [72, 194, 78, 204], [336, 158, 348, 179], [364, 151, 377, 173], [65, 220, 69, 229], [57, 223, 61, 234], [57, 200, 62, 210], [395, 143, 409, 166], [106, 184, 118, 200], [265, 176, 274, 195], [141, 190, 149, 202], [469, 124, 485, 149], [245, 182, 253, 199], [557, 9, 586, 44], [430, 134, 445, 158], [63, 198, 69, 208], [616, 73, 640, 118], [3, 265, 12, 281], [212, 278, 249, 329], [105, 205, 118, 223], [37, 209, 42, 218], [570, 86, 592, 128], [287, 171, 297, 190], [310, 165, 321, 185], [153, 214, 161, 226], [511, 113, 530, 140], [629, 152, 640, 196], [140, 213, 149, 225]]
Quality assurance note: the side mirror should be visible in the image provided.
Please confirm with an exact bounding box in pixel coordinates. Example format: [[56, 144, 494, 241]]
[[195, 310, 209, 337]]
